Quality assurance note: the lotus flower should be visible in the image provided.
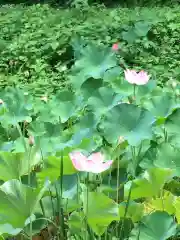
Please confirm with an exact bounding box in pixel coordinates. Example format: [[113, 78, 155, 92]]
[[124, 69, 150, 85], [69, 152, 113, 174], [112, 43, 119, 51]]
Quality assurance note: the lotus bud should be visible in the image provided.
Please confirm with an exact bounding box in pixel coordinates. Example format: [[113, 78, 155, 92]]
[[28, 136, 35, 146], [112, 43, 119, 51]]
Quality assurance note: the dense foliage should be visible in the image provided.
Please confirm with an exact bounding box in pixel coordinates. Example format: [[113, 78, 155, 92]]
[[0, 42, 180, 239], [0, 4, 179, 94], [0, 0, 180, 239], [1, 0, 179, 6]]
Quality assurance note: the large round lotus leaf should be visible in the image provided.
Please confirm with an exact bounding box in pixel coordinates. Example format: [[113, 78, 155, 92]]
[[87, 87, 123, 116], [70, 45, 117, 89], [101, 103, 155, 146], [53, 90, 83, 123], [82, 191, 119, 236], [129, 211, 177, 240], [0, 179, 49, 228]]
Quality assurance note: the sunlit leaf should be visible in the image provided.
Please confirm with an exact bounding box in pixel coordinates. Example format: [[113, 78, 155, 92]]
[[0, 151, 41, 181], [146, 191, 175, 215], [82, 191, 119, 235], [125, 168, 173, 200], [119, 201, 144, 222], [0, 179, 49, 228], [173, 197, 180, 224]]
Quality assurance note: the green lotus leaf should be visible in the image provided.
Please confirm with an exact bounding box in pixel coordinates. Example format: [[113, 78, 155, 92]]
[[0, 151, 41, 181], [82, 191, 119, 236], [80, 78, 103, 100], [129, 211, 177, 240], [37, 155, 76, 183], [101, 103, 154, 146], [103, 66, 122, 82], [50, 174, 78, 199], [111, 77, 132, 97], [0, 87, 33, 126], [154, 143, 180, 176], [147, 191, 175, 215], [24, 213, 46, 236], [53, 90, 83, 123], [35, 196, 56, 219], [134, 21, 151, 37], [87, 87, 123, 116], [125, 168, 173, 200], [142, 94, 179, 119], [119, 201, 144, 222], [122, 27, 138, 44], [68, 211, 85, 235], [164, 109, 180, 147], [70, 45, 117, 88], [0, 179, 49, 228], [0, 223, 22, 236]]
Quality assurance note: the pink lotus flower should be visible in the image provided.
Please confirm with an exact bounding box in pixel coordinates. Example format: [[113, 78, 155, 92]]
[[124, 69, 150, 85], [112, 43, 119, 51], [69, 152, 113, 173]]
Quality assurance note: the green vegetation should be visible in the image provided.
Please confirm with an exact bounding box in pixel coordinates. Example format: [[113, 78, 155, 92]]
[[0, 4, 179, 94], [0, 2, 180, 240], [0, 43, 180, 239]]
